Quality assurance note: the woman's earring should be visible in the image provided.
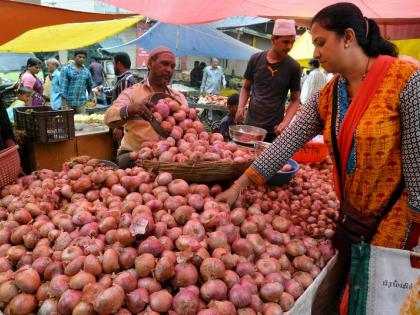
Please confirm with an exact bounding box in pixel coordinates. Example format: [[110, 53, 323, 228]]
[[344, 44, 349, 48]]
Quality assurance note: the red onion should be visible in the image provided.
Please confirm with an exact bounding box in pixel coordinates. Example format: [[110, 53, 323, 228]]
[[69, 272, 96, 290], [208, 300, 236, 315], [0, 280, 18, 303], [200, 258, 226, 281], [173, 289, 200, 315], [200, 279, 227, 301], [279, 292, 295, 311], [58, 289, 82, 315], [260, 282, 284, 302], [172, 263, 199, 287], [113, 271, 137, 293], [127, 288, 149, 313], [284, 279, 304, 299], [229, 284, 252, 308], [137, 277, 162, 294], [14, 266, 41, 293], [94, 285, 125, 314], [263, 302, 283, 315], [149, 289, 173, 313], [38, 298, 58, 315], [9, 293, 37, 315]]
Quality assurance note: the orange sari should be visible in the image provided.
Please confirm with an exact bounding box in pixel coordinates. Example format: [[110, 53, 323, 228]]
[[318, 57, 418, 249]]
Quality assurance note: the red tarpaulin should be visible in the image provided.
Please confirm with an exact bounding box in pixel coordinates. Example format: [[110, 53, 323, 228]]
[[0, 0, 135, 45], [100, 0, 420, 39]]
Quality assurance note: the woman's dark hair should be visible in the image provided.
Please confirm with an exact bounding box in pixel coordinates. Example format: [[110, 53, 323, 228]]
[[26, 57, 42, 68], [113, 52, 131, 69], [311, 2, 398, 57]]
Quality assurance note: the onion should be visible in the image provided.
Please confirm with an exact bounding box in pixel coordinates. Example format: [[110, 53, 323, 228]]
[[223, 270, 240, 289], [200, 279, 227, 301], [260, 282, 284, 302], [155, 257, 175, 282], [284, 279, 304, 299], [168, 179, 189, 196], [137, 277, 162, 294], [263, 302, 284, 315], [173, 205, 194, 225], [139, 236, 164, 256], [232, 238, 254, 258], [69, 272, 96, 290], [81, 282, 106, 303], [183, 220, 206, 241], [229, 284, 252, 308], [50, 275, 69, 297], [127, 288, 149, 313], [94, 285, 125, 315], [208, 300, 236, 315], [279, 292, 295, 311], [58, 289, 82, 315], [236, 261, 256, 277], [118, 247, 137, 269], [208, 231, 228, 250], [83, 254, 102, 275], [173, 289, 200, 315], [285, 240, 306, 257], [9, 293, 37, 315], [72, 301, 94, 315], [156, 172, 173, 186], [38, 298, 58, 315], [172, 263, 199, 287], [102, 248, 119, 273], [149, 289, 173, 313], [200, 258, 226, 281], [113, 271, 137, 293], [0, 280, 18, 303], [44, 261, 64, 281], [64, 255, 86, 276], [15, 266, 41, 293], [294, 271, 314, 289]]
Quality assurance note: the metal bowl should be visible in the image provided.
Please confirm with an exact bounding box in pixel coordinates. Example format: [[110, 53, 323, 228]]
[[229, 125, 267, 144]]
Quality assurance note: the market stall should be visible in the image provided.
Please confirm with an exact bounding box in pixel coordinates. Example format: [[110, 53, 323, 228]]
[[14, 107, 114, 172]]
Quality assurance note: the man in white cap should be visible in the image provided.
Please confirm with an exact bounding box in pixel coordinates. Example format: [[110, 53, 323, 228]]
[[104, 46, 187, 167], [235, 19, 301, 142]]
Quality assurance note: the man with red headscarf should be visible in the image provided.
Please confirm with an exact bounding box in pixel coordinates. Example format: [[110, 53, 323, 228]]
[[104, 46, 187, 167]]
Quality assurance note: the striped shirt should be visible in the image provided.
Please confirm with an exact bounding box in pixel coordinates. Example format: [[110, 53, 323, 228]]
[[60, 64, 94, 106], [103, 71, 139, 102]]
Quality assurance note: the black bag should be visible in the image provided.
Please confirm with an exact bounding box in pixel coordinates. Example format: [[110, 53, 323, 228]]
[[330, 79, 405, 257]]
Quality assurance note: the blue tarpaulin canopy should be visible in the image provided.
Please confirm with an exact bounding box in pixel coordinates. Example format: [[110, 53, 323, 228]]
[[102, 22, 261, 60]]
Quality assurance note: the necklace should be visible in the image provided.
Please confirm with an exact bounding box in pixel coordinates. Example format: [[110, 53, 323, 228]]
[[361, 56, 371, 80]]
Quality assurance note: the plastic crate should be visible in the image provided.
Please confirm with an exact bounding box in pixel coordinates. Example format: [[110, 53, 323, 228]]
[[0, 145, 20, 188], [14, 106, 75, 143]]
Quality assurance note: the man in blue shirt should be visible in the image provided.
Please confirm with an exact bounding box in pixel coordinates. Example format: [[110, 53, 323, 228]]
[[60, 50, 94, 114], [200, 58, 226, 95], [46, 58, 62, 110]]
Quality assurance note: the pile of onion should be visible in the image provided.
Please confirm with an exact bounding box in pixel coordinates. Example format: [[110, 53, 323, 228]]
[[0, 156, 337, 314]]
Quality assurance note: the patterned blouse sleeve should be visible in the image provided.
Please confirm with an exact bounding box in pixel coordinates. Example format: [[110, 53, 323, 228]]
[[400, 70, 420, 222], [245, 92, 325, 184]]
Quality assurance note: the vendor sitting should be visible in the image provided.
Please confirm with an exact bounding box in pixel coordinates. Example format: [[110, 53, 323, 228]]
[[104, 46, 187, 168], [219, 93, 239, 139]]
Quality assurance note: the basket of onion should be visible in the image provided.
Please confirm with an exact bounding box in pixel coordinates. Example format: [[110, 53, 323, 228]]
[[130, 94, 255, 182], [132, 133, 255, 183]]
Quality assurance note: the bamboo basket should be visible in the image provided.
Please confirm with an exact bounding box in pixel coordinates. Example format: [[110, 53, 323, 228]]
[[137, 159, 254, 183]]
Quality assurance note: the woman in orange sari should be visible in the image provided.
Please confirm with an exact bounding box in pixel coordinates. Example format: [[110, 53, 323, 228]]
[[217, 2, 419, 314]]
